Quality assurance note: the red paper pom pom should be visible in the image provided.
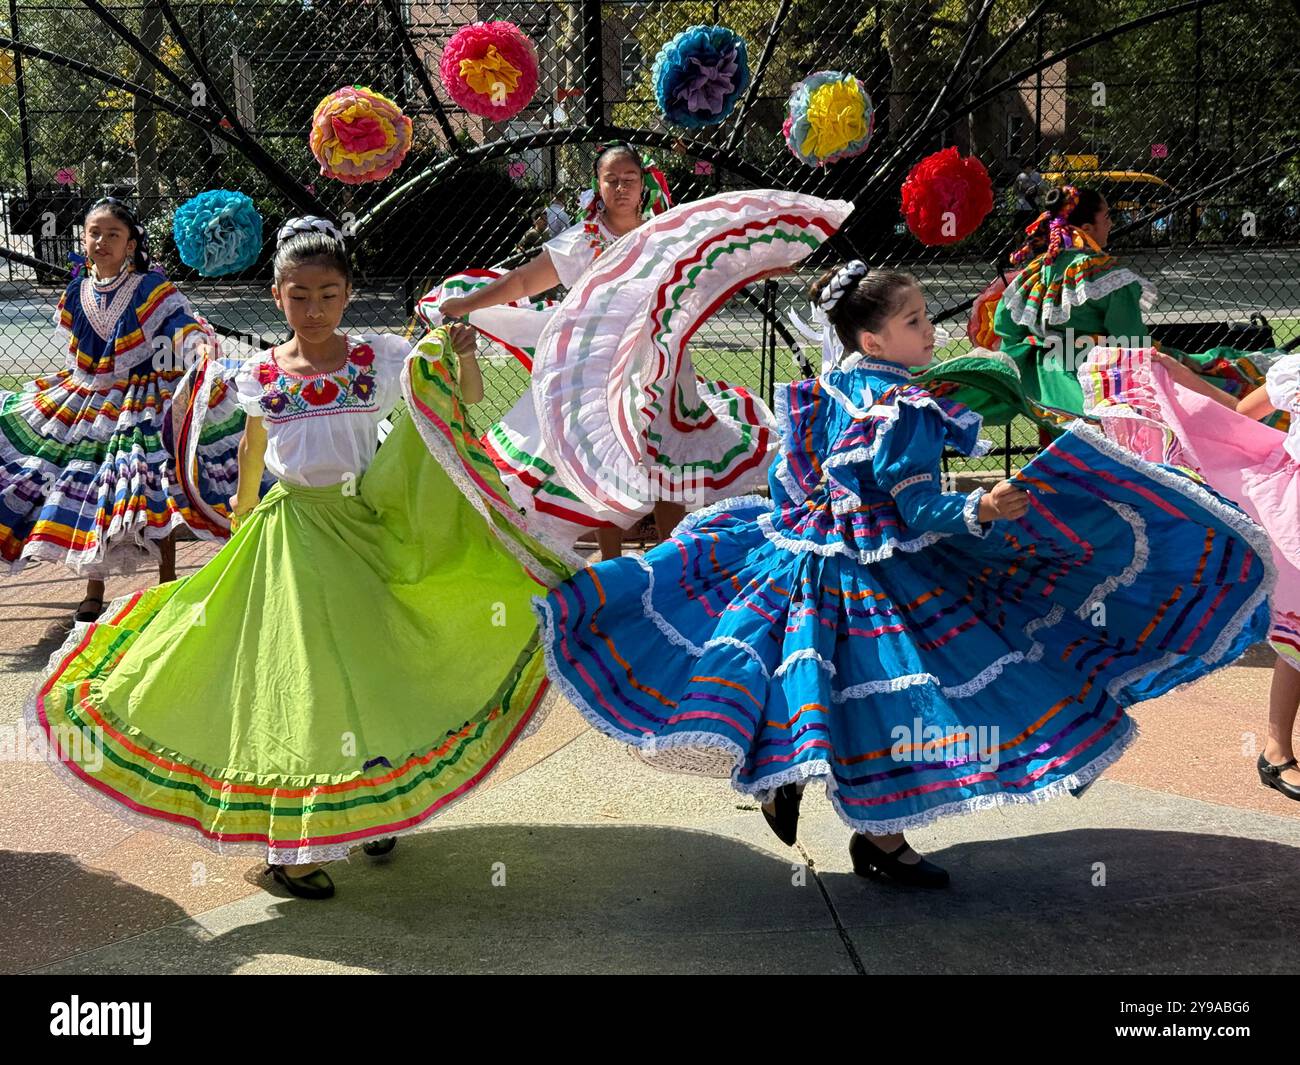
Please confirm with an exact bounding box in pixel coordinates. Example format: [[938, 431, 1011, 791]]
[[900, 147, 994, 246]]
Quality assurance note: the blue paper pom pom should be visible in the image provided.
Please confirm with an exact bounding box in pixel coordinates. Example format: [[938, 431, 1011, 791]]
[[652, 25, 750, 129], [173, 190, 263, 276]]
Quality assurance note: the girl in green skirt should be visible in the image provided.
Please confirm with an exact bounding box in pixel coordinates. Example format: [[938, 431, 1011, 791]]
[[29, 217, 576, 900]]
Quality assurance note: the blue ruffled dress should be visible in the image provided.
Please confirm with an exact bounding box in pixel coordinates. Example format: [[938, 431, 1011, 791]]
[[535, 355, 1273, 832]]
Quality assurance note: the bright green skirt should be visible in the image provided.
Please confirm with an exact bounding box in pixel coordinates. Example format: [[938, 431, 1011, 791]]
[[30, 333, 576, 864]]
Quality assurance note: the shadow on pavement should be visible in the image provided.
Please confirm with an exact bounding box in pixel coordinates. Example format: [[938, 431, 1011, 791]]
[[0, 850, 194, 975], [20, 823, 1300, 975]]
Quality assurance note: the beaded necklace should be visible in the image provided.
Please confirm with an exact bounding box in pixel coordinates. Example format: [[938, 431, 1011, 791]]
[[81, 268, 144, 343]]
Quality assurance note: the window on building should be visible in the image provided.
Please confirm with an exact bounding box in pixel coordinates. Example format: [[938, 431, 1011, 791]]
[[620, 41, 643, 88]]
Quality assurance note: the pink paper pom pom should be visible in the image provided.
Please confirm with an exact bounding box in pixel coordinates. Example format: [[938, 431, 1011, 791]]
[[440, 21, 539, 122]]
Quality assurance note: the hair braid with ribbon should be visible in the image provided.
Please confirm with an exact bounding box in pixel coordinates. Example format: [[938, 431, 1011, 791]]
[[275, 215, 347, 249], [1011, 185, 1098, 266]]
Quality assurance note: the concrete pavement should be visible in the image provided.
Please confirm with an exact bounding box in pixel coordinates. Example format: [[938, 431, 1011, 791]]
[[2, 549, 1299, 975]]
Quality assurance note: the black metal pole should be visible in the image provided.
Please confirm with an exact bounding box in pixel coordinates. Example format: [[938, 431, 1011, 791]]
[[724, 0, 793, 155], [0, 32, 323, 216], [376, 0, 464, 155], [580, 0, 605, 131], [759, 279, 769, 403], [1190, 7, 1203, 240], [9, 0, 34, 189], [1033, 20, 1043, 163], [863, 0, 1233, 205]]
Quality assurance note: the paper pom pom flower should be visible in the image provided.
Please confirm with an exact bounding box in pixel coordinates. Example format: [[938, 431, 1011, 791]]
[[173, 190, 263, 276], [783, 70, 874, 167], [310, 85, 413, 184], [900, 147, 994, 246], [440, 21, 538, 122], [652, 25, 749, 129]]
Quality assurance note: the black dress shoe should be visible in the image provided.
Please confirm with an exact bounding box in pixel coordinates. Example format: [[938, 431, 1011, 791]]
[[1069, 774, 1098, 800], [362, 836, 397, 857], [1257, 754, 1300, 801], [74, 595, 105, 623], [762, 783, 802, 846], [849, 834, 950, 889], [268, 865, 335, 900]]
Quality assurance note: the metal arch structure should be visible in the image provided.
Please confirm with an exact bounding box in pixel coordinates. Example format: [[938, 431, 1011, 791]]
[[6, 0, 1281, 233], [3, 0, 1298, 399]]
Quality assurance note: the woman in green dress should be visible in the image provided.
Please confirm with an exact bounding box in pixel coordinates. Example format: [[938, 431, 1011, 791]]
[[922, 186, 1276, 429]]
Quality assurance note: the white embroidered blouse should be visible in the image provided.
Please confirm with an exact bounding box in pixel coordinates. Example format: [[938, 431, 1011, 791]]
[[543, 218, 618, 289], [232, 332, 411, 487]]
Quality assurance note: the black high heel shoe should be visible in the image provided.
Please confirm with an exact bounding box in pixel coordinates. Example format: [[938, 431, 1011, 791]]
[[362, 836, 397, 857], [1257, 754, 1300, 801], [761, 783, 803, 846], [849, 834, 950, 889], [268, 865, 335, 900]]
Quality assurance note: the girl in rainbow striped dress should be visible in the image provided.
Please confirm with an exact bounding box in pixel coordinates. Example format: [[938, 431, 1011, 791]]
[[0, 198, 243, 621], [535, 261, 1275, 888]]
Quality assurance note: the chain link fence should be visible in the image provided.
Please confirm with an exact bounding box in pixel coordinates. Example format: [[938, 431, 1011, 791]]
[[3, 0, 1298, 473]]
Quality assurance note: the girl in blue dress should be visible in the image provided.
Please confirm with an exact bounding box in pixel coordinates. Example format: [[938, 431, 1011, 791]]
[[535, 260, 1274, 888]]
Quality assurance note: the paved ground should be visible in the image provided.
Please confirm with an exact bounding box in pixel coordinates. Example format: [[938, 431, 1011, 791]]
[[1, 543, 1298, 974]]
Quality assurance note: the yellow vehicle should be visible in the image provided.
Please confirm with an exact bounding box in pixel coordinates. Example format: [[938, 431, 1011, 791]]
[[1042, 154, 1175, 241]]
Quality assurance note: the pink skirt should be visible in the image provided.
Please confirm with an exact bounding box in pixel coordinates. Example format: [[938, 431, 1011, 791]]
[[1081, 347, 1300, 666]]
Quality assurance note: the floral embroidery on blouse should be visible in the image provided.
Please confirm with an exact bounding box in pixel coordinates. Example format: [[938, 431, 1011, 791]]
[[583, 219, 616, 260], [254, 341, 381, 422]]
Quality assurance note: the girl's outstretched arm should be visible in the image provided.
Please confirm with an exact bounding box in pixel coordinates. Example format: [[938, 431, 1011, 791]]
[[1153, 352, 1239, 410], [230, 415, 267, 525], [439, 252, 562, 319]]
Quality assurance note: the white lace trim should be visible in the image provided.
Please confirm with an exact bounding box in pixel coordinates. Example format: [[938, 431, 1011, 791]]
[[757, 509, 949, 564], [637, 553, 704, 656], [773, 456, 808, 506], [771, 388, 811, 505], [80, 274, 146, 343], [963, 488, 990, 538], [26, 593, 558, 866], [535, 595, 1141, 834], [853, 358, 913, 380], [705, 635, 772, 679], [675, 492, 771, 533], [1002, 263, 1159, 334], [773, 648, 837, 679], [1061, 420, 1277, 665], [1074, 500, 1147, 618], [889, 473, 933, 497], [816, 373, 876, 419], [1, 526, 184, 579]]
